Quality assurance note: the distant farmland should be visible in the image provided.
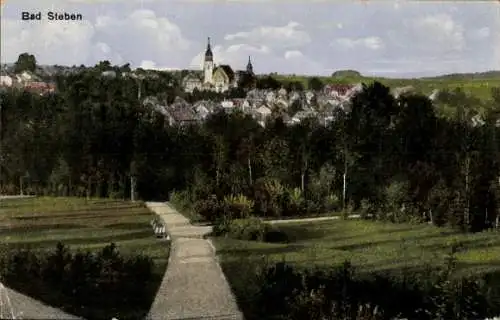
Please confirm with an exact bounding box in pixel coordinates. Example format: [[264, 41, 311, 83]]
[[269, 71, 500, 101]]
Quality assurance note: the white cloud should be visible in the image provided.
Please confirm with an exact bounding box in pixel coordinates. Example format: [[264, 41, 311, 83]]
[[335, 37, 384, 50], [95, 42, 111, 54], [189, 43, 270, 69], [493, 6, 500, 69], [284, 50, 303, 60], [1, 18, 96, 65], [95, 9, 190, 53], [139, 60, 157, 69], [139, 60, 179, 70], [1, 9, 190, 66], [189, 43, 322, 75], [410, 13, 465, 53], [224, 21, 311, 48], [470, 27, 490, 40], [393, 0, 401, 10]]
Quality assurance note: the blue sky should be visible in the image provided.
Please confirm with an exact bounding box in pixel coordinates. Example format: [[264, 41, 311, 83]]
[[1, 0, 499, 77]]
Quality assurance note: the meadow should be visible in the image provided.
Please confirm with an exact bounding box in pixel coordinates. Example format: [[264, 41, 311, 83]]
[[0, 196, 169, 319], [215, 219, 500, 275], [273, 73, 500, 101], [214, 218, 500, 319]]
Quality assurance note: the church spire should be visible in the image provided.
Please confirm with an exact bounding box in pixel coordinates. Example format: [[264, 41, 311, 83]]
[[205, 37, 213, 62], [246, 55, 253, 74]]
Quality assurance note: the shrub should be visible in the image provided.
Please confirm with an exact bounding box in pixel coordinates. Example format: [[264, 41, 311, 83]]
[[227, 217, 269, 241], [43, 242, 72, 286], [169, 189, 192, 211], [0, 242, 158, 319], [305, 199, 322, 215], [359, 199, 373, 218], [214, 217, 288, 243], [324, 193, 341, 212], [285, 187, 305, 216], [223, 194, 254, 219], [212, 215, 232, 236], [253, 178, 288, 217], [340, 202, 356, 219], [251, 259, 497, 320], [263, 228, 289, 243], [193, 195, 224, 222], [2, 248, 42, 283]]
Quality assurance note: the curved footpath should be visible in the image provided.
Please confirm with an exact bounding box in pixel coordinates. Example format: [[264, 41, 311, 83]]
[[145, 202, 244, 320], [266, 214, 362, 225]]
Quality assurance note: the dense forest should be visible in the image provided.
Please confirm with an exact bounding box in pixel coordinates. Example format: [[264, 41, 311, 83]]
[[2, 59, 500, 233]]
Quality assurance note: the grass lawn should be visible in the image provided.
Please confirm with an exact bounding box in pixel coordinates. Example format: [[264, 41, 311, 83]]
[[214, 219, 500, 319], [0, 196, 169, 319]]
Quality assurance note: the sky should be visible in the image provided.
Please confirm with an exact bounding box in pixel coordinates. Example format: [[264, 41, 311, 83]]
[[1, 0, 499, 78]]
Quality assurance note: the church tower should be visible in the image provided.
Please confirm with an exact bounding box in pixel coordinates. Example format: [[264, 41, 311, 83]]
[[203, 37, 214, 84], [246, 56, 254, 75]]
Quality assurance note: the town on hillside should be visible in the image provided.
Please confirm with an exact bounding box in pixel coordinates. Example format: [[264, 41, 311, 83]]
[[0, 47, 443, 129]]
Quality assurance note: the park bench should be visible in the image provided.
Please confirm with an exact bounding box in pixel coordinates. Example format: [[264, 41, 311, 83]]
[[150, 218, 158, 230], [151, 218, 170, 240]]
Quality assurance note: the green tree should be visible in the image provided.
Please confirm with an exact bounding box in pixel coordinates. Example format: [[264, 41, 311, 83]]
[[257, 76, 282, 90], [14, 53, 37, 73], [285, 81, 304, 92], [307, 77, 324, 91]]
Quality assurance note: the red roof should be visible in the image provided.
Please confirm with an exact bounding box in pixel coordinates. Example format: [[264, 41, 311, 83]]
[[24, 82, 56, 94], [324, 84, 354, 96]]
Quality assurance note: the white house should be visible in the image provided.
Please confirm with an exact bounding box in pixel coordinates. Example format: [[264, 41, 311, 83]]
[[194, 103, 210, 120], [0, 75, 13, 87], [221, 100, 234, 110], [292, 110, 317, 123], [255, 104, 272, 122], [304, 91, 316, 103], [101, 70, 117, 78], [277, 88, 287, 97], [16, 71, 35, 83], [265, 91, 276, 103]]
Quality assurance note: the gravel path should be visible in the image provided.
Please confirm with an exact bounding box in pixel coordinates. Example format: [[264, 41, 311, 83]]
[[145, 202, 243, 320], [0, 283, 82, 319], [0, 195, 36, 200], [267, 214, 362, 224]]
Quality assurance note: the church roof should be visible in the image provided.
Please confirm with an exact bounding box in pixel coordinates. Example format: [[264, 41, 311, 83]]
[[246, 56, 254, 74], [182, 72, 203, 84], [205, 37, 213, 61], [218, 65, 234, 81]]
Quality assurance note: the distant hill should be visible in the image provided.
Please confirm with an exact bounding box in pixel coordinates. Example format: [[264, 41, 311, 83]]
[[328, 70, 500, 81], [420, 71, 500, 81], [331, 70, 362, 78], [271, 70, 500, 101]]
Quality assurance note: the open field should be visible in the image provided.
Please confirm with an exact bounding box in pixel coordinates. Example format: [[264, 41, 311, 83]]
[[0, 197, 168, 257], [272, 74, 500, 101], [215, 219, 500, 274], [0, 196, 169, 319], [214, 219, 500, 319]]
